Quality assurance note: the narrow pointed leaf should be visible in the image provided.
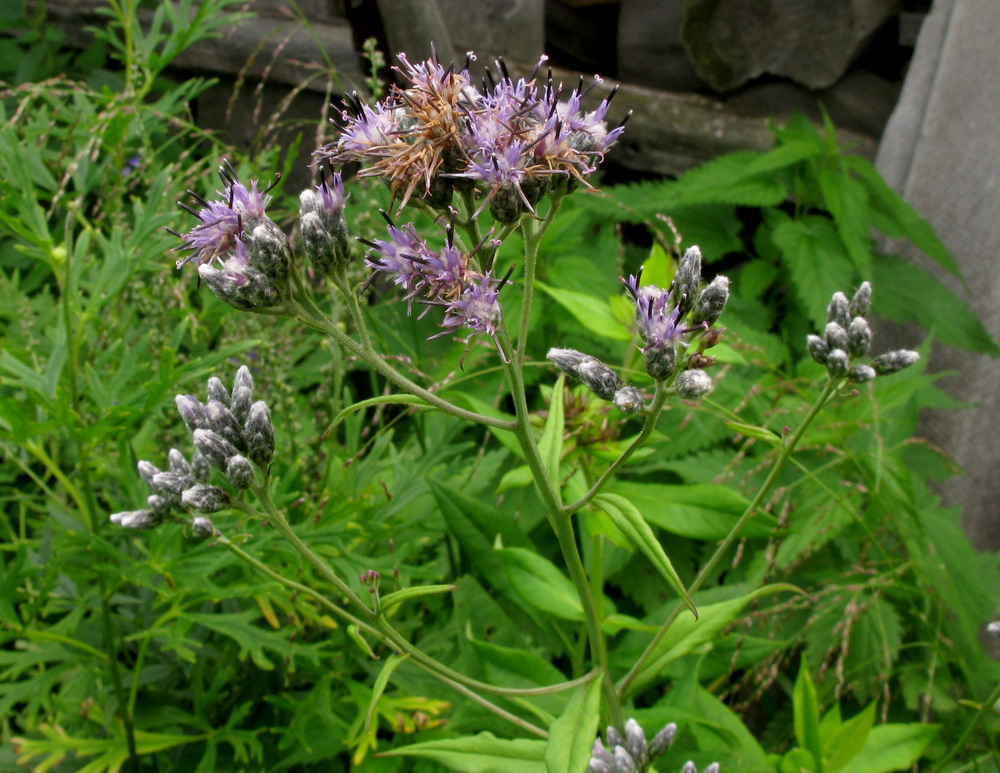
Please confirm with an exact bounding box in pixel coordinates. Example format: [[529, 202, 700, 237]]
[[545, 678, 602, 773], [366, 653, 409, 735], [380, 584, 457, 614]]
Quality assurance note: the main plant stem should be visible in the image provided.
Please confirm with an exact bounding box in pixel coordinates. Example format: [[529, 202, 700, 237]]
[[618, 379, 841, 698]]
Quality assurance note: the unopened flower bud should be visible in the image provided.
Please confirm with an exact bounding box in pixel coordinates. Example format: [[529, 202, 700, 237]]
[[591, 739, 616, 767], [193, 428, 239, 471], [613, 386, 644, 414], [673, 246, 702, 315], [230, 385, 253, 426], [826, 348, 849, 377], [587, 759, 614, 773], [871, 349, 920, 375], [168, 448, 191, 477], [624, 719, 648, 768], [245, 219, 291, 281], [827, 291, 850, 328], [301, 211, 351, 275], [547, 348, 624, 400], [681, 763, 697, 773], [110, 509, 161, 530], [190, 516, 216, 538], [191, 450, 212, 483], [612, 746, 637, 773], [848, 364, 876, 383], [206, 376, 230, 406], [226, 454, 255, 489], [704, 764, 720, 773], [606, 726, 626, 750], [847, 317, 871, 357], [151, 472, 193, 506], [849, 281, 872, 317], [824, 322, 849, 352], [206, 400, 245, 451], [175, 394, 208, 432], [199, 262, 281, 311], [182, 484, 231, 513], [806, 335, 829, 364], [693, 275, 729, 325], [644, 343, 677, 381], [489, 184, 524, 224], [233, 364, 254, 395], [649, 722, 677, 759], [244, 401, 274, 467], [676, 369, 713, 399], [137, 460, 160, 486], [146, 494, 171, 517]]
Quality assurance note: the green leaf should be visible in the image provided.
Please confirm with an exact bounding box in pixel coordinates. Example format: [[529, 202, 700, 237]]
[[725, 420, 782, 445], [846, 724, 938, 773], [498, 547, 583, 620], [539, 374, 565, 482], [592, 493, 696, 616], [323, 394, 430, 437], [380, 731, 547, 772], [817, 162, 872, 275], [380, 584, 457, 614], [641, 241, 673, 289], [535, 280, 631, 341], [365, 654, 409, 735], [872, 252, 1000, 356], [633, 584, 800, 689], [544, 678, 602, 773], [825, 703, 875, 773], [607, 481, 774, 540], [793, 656, 823, 773]]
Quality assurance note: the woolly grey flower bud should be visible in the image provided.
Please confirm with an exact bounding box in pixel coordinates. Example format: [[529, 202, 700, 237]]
[[198, 262, 282, 312], [612, 746, 637, 773], [182, 484, 231, 514], [606, 726, 626, 750], [624, 719, 648, 769], [233, 365, 254, 396], [849, 281, 872, 317], [649, 722, 677, 759], [226, 454, 255, 489], [190, 516, 216, 539], [150, 472, 193, 507], [613, 386, 644, 414], [489, 184, 525, 224], [871, 350, 920, 375], [193, 428, 239, 472], [190, 450, 212, 483], [644, 344, 677, 382], [206, 400, 245, 451], [824, 322, 849, 353], [827, 291, 850, 328], [674, 246, 702, 315], [848, 364, 876, 383], [175, 394, 208, 432], [206, 376, 230, 406], [592, 739, 616, 767], [676, 368, 713, 399], [245, 219, 291, 281], [588, 759, 614, 773], [703, 764, 720, 773], [230, 385, 253, 426], [693, 275, 729, 326], [110, 509, 161, 530], [244, 401, 274, 467], [167, 448, 191, 477], [847, 317, 871, 357], [301, 211, 351, 276], [547, 348, 624, 400], [146, 494, 171, 518], [681, 763, 697, 773], [137, 460, 160, 486], [826, 348, 849, 378], [806, 335, 829, 364]]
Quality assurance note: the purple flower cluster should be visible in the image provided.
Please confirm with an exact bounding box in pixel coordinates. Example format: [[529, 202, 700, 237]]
[[319, 52, 626, 216], [360, 210, 508, 340]]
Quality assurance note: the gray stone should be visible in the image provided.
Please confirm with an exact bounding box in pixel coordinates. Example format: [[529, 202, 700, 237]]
[[618, 0, 706, 92], [876, 0, 1000, 550], [437, 0, 544, 65]]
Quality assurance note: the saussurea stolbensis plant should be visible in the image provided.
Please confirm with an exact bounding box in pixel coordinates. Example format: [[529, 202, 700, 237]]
[[114, 52, 921, 772]]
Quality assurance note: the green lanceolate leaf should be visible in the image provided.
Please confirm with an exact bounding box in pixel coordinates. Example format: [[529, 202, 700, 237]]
[[725, 420, 783, 446], [535, 280, 631, 341], [847, 723, 939, 773], [592, 493, 696, 616], [323, 394, 430, 438], [365, 653, 409, 735], [379, 584, 457, 614], [498, 547, 583, 620], [379, 731, 547, 772], [793, 655, 823, 773], [539, 374, 565, 483], [825, 703, 875, 772], [641, 241, 674, 289], [545, 678, 602, 773], [632, 584, 801, 691]]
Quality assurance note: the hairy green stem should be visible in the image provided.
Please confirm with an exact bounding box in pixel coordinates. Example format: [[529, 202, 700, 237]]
[[496, 328, 624, 729], [617, 380, 840, 698], [566, 382, 670, 514], [514, 197, 563, 367]]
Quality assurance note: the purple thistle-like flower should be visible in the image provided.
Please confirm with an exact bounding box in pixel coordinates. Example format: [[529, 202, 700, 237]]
[[622, 273, 684, 349], [335, 102, 401, 158], [361, 218, 432, 297], [436, 271, 506, 338]]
